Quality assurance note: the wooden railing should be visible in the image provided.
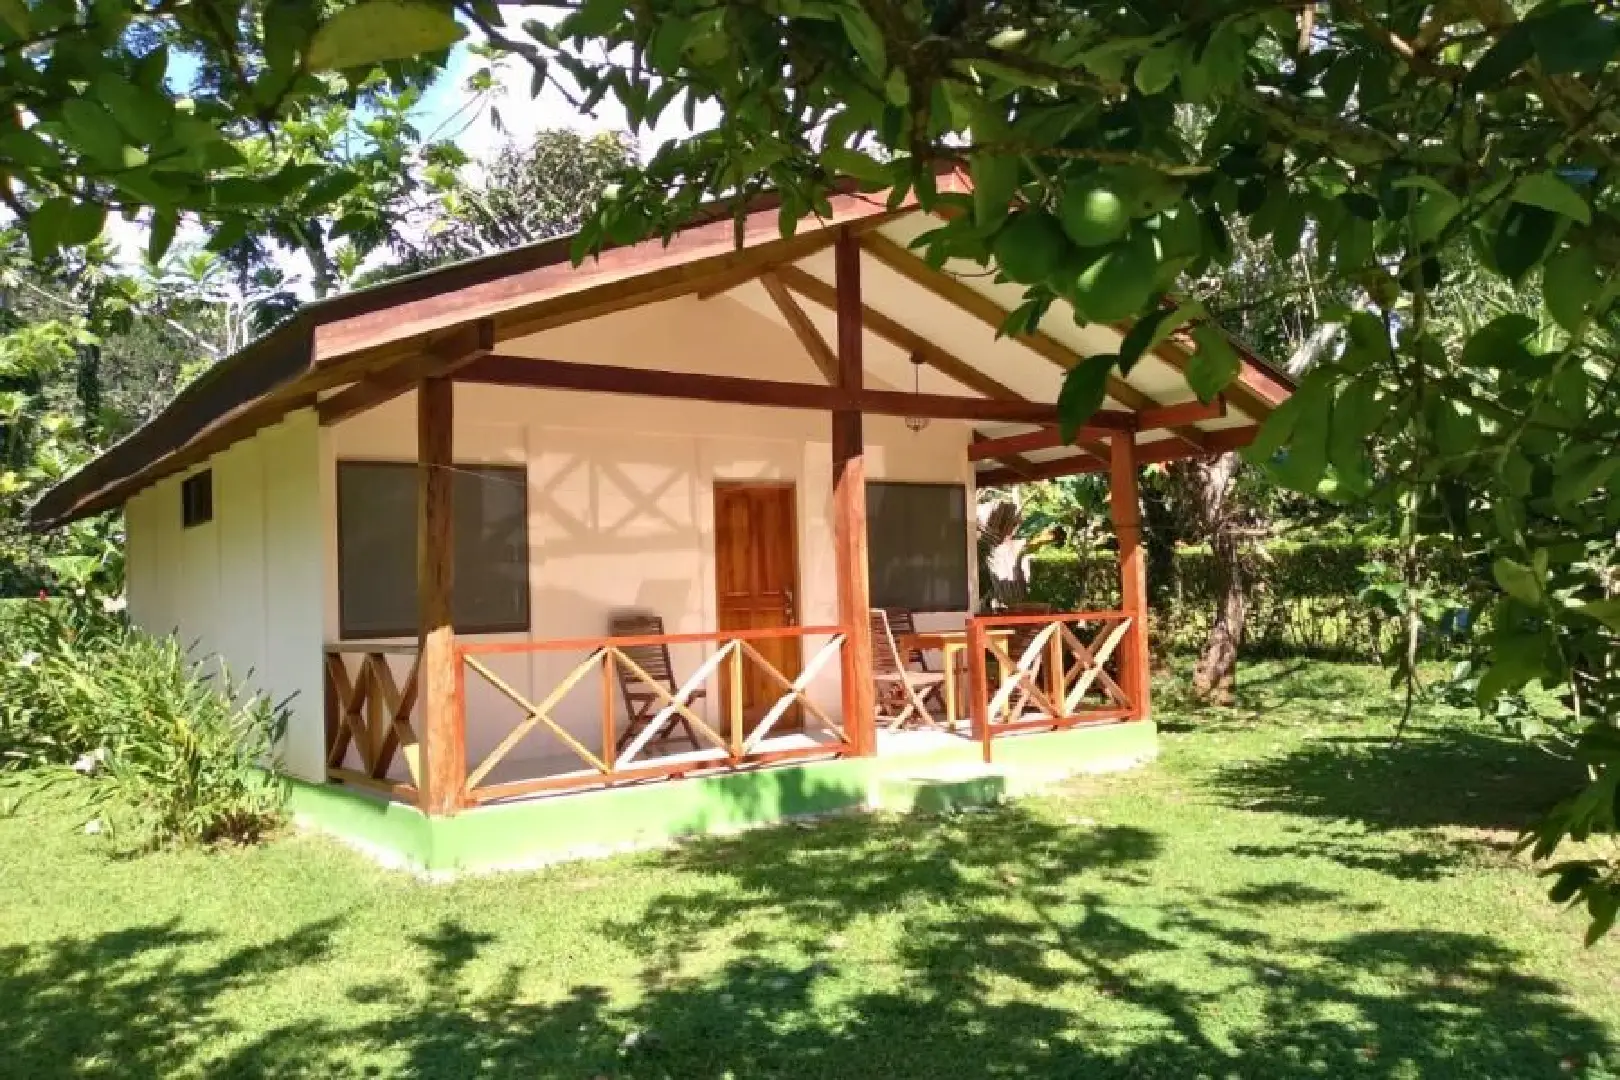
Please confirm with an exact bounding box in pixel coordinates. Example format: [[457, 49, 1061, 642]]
[[323, 644, 422, 802], [457, 625, 853, 804], [965, 611, 1139, 760]]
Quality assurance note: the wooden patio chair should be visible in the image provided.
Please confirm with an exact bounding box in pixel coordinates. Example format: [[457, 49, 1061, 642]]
[[609, 613, 702, 752], [870, 608, 947, 730], [882, 607, 936, 671]]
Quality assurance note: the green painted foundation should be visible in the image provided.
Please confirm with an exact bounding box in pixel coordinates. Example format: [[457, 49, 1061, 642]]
[[285, 720, 1157, 875]]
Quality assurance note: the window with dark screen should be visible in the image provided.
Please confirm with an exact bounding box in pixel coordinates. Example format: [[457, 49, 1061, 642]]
[[336, 462, 530, 639], [866, 481, 970, 612], [181, 470, 213, 528]]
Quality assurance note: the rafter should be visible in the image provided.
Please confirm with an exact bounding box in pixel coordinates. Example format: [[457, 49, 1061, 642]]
[[457, 353, 1084, 424], [974, 426, 1260, 486], [860, 233, 1210, 451], [771, 263, 1116, 463], [317, 319, 495, 427], [759, 271, 838, 384]]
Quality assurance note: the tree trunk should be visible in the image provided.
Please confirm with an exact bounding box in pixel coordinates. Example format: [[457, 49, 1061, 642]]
[[1186, 319, 1342, 705], [1190, 452, 1245, 704]]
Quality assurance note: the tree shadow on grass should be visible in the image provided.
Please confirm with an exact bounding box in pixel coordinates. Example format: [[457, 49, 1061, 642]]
[[1211, 726, 1584, 834], [0, 917, 340, 1079], [5, 805, 1612, 1078], [208, 805, 1610, 1077]]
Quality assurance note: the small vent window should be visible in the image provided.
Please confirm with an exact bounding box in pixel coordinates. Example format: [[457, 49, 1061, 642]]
[[181, 471, 213, 528]]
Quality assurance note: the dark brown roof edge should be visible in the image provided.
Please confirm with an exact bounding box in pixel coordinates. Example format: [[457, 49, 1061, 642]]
[[28, 181, 860, 530]]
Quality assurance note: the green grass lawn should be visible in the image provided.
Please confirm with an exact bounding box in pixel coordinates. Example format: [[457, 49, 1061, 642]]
[[3, 660, 1618, 1079]]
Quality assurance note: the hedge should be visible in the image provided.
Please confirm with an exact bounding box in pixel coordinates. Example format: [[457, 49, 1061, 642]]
[[1026, 538, 1484, 660]]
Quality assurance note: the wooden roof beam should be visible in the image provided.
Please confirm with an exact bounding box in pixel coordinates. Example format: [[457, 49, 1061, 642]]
[[1138, 396, 1225, 430], [970, 424, 1138, 462], [860, 233, 1211, 452], [772, 264, 1021, 405], [770, 264, 1124, 456], [317, 319, 495, 427], [975, 425, 1260, 486], [759, 271, 838, 384], [456, 353, 1077, 424]]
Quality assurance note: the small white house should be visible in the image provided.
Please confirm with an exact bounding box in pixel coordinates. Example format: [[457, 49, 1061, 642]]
[[33, 175, 1291, 859]]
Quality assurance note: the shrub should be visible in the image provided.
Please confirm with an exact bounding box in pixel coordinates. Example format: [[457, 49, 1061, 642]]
[[3, 599, 287, 847], [0, 595, 126, 765], [1026, 538, 1485, 660], [84, 636, 287, 847]]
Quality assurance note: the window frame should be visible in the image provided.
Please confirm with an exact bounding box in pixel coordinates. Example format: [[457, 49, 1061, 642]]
[[865, 479, 972, 613], [335, 459, 532, 640], [181, 470, 213, 528]]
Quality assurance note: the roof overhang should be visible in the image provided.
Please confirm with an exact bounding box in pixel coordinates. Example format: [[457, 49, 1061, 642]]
[[31, 174, 1292, 529]]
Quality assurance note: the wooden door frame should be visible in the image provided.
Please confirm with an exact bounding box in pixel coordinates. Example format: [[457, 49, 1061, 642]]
[[712, 480, 805, 730], [711, 479, 803, 626]]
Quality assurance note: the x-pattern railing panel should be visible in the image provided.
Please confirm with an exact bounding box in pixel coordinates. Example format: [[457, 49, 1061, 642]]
[[969, 612, 1139, 737], [323, 648, 422, 789], [457, 626, 853, 802]]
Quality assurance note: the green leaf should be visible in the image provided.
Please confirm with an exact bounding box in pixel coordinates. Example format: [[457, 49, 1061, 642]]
[[1134, 40, 1181, 95], [26, 197, 105, 260], [306, 0, 465, 72], [1186, 325, 1240, 402], [0, 0, 27, 35], [884, 68, 910, 106], [1057, 354, 1116, 442], [1576, 598, 1620, 631], [1527, 6, 1620, 76], [1118, 300, 1200, 373], [299, 169, 364, 211], [821, 146, 890, 186], [60, 98, 130, 166], [1494, 203, 1558, 283], [1329, 379, 1377, 484], [1186, 22, 1245, 101], [1243, 392, 1301, 464], [1553, 453, 1620, 509], [1462, 312, 1539, 371], [1393, 176, 1462, 243], [1542, 243, 1600, 331], [1270, 371, 1331, 491], [1512, 171, 1591, 225], [147, 207, 178, 264], [970, 152, 1018, 229], [94, 74, 170, 145], [837, 5, 886, 78], [1463, 21, 1534, 93], [1492, 557, 1544, 606], [0, 128, 62, 170], [563, 0, 620, 37]]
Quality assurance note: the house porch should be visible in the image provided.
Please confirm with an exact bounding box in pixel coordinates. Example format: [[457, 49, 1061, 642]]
[[290, 712, 1159, 875]]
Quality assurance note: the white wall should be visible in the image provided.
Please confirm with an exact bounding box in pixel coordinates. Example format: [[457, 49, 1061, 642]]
[[123, 292, 980, 788], [124, 411, 328, 780], [325, 294, 978, 780]]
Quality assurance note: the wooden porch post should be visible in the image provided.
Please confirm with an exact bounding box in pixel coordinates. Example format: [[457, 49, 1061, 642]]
[[1108, 433, 1152, 722], [833, 228, 877, 756], [418, 376, 465, 813]]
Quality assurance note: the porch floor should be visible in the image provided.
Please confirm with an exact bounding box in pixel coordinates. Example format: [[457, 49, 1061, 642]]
[[471, 722, 982, 804], [295, 718, 1158, 874]]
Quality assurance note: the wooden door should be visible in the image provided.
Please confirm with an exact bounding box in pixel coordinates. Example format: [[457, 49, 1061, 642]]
[[714, 482, 802, 733]]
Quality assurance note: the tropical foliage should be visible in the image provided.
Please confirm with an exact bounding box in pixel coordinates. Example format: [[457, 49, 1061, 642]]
[[2, 595, 287, 847]]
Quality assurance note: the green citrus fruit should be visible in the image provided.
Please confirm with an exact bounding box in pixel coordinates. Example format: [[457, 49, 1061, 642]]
[[1059, 179, 1130, 247], [1067, 231, 1159, 323], [992, 210, 1071, 284]]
